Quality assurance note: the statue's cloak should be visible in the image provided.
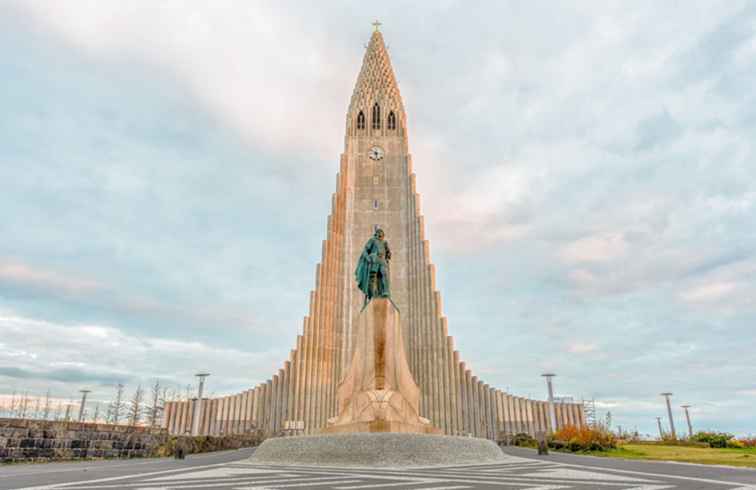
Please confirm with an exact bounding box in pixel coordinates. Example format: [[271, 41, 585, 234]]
[[355, 237, 390, 298]]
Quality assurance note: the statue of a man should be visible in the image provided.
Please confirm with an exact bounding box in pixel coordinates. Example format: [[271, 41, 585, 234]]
[[355, 228, 391, 305]]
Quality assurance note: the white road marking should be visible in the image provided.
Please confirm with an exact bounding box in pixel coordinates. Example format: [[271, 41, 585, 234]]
[[557, 461, 756, 489], [233, 479, 361, 489], [147, 468, 285, 480], [10, 462, 232, 490], [334, 479, 438, 489], [623, 486, 676, 490], [413, 487, 471, 490], [521, 468, 657, 482]]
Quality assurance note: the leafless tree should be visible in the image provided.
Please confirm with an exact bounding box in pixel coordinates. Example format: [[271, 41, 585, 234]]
[[19, 392, 29, 418], [92, 402, 100, 423], [128, 385, 145, 426], [147, 380, 164, 427], [9, 391, 18, 418], [32, 396, 41, 419], [108, 383, 126, 424], [42, 390, 51, 420]]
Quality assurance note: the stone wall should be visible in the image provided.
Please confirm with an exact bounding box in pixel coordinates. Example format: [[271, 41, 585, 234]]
[[0, 418, 168, 463]]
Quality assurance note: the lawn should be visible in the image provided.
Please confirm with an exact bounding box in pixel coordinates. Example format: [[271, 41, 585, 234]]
[[585, 443, 756, 468]]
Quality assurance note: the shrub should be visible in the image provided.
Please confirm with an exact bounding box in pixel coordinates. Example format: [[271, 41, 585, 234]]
[[737, 437, 756, 448], [549, 425, 616, 452], [512, 433, 538, 448], [690, 431, 735, 448], [155, 432, 265, 457], [726, 439, 745, 449]]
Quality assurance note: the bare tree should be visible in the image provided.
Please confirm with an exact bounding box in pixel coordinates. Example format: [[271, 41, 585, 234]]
[[32, 396, 41, 419], [42, 390, 51, 420], [10, 391, 18, 418], [147, 380, 164, 427], [92, 403, 100, 423], [128, 385, 145, 426], [108, 383, 126, 425], [19, 392, 29, 419]]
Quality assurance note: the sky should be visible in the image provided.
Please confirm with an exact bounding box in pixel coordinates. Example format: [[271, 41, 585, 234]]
[[1, 1, 755, 436]]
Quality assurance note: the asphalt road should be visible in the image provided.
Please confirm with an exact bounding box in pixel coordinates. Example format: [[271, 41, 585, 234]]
[[1, 445, 755, 489]]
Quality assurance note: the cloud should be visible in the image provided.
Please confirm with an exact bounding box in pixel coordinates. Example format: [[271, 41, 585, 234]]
[[0, 261, 100, 296], [1, 1, 755, 436], [680, 282, 737, 303], [560, 233, 628, 264], [0, 311, 285, 401], [566, 342, 599, 354]]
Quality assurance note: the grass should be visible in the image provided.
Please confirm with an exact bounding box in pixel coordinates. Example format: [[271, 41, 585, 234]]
[[581, 443, 756, 468]]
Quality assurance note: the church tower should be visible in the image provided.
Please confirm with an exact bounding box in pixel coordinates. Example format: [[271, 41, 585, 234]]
[[164, 26, 586, 439]]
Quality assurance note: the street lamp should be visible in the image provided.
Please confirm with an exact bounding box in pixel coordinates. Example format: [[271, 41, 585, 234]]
[[660, 393, 676, 439], [541, 373, 557, 431], [192, 373, 210, 436], [681, 405, 693, 438], [78, 390, 91, 423]]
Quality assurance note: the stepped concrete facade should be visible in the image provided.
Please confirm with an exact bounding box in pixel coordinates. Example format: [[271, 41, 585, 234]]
[[164, 28, 585, 440]]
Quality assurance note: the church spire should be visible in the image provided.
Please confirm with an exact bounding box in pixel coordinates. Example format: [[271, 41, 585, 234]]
[[347, 25, 405, 137]]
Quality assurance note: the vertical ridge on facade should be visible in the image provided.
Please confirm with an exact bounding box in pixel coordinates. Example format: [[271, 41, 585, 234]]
[[164, 28, 585, 439]]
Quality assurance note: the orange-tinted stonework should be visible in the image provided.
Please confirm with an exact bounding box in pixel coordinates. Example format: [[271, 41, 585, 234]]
[[164, 28, 585, 440]]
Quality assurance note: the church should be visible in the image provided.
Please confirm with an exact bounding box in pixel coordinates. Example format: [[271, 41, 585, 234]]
[[164, 26, 585, 440]]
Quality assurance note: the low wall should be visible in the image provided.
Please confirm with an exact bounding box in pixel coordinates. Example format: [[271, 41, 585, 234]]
[[0, 418, 168, 463]]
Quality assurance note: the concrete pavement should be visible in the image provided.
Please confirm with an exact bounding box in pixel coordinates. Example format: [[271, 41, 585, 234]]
[[1, 445, 755, 489]]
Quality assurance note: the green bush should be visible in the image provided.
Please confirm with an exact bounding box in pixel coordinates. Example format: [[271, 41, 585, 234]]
[[690, 431, 735, 449], [156, 432, 265, 457], [512, 433, 538, 448]]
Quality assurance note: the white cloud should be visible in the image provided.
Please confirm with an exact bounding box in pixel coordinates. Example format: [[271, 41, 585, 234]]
[[0, 260, 101, 296], [0, 311, 283, 401], [566, 342, 599, 354], [680, 282, 737, 303], [15, 1, 353, 160], [3, 0, 756, 437], [560, 233, 628, 264]]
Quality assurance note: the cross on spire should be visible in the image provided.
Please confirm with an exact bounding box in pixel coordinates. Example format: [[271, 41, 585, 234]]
[[372, 20, 382, 32]]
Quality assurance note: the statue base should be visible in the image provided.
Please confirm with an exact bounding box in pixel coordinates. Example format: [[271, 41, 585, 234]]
[[323, 298, 440, 435], [250, 432, 507, 467]]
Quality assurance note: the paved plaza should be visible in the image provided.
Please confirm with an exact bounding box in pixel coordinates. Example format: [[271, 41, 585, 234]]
[[3, 448, 756, 490]]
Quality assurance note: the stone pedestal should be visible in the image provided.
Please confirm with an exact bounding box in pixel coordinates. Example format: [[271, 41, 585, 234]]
[[324, 299, 440, 434]]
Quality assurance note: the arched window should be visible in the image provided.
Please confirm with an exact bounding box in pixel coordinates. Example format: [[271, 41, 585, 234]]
[[387, 111, 396, 130], [372, 103, 381, 130], [357, 111, 365, 130]]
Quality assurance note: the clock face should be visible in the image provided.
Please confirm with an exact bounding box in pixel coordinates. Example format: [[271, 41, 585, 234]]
[[368, 146, 385, 161]]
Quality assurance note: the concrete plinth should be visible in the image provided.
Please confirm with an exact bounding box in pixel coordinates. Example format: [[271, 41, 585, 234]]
[[250, 432, 506, 467], [324, 299, 439, 434]]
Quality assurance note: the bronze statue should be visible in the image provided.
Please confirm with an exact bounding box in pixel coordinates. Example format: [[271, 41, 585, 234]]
[[355, 228, 391, 305]]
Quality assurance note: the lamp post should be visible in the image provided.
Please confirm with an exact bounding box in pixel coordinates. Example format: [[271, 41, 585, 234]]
[[656, 416, 664, 440], [681, 405, 693, 438], [192, 373, 210, 436], [78, 390, 91, 422], [660, 392, 676, 439], [541, 373, 557, 432]]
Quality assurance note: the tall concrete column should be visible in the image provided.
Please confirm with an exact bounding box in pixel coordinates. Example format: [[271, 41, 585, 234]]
[[681, 405, 693, 438], [660, 392, 676, 439], [656, 416, 664, 440], [541, 373, 557, 432], [77, 389, 91, 423], [192, 373, 210, 436]]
